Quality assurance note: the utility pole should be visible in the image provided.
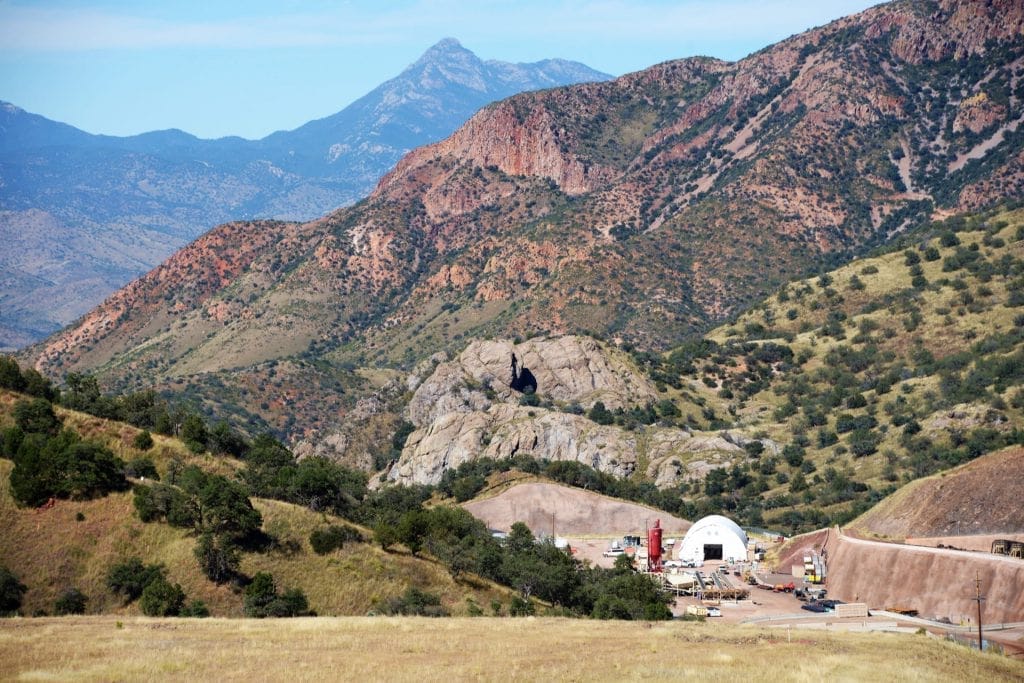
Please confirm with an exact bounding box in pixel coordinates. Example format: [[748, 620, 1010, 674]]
[[972, 572, 985, 652]]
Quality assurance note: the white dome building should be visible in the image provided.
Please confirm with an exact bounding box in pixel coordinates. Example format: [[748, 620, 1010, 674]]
[[678, 515, 749, 564]]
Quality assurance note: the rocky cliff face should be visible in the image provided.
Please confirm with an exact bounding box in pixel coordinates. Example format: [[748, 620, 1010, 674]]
[[387, 334, 776, 486], [405, 336, 659, 427], [388, 399, 778, 488]]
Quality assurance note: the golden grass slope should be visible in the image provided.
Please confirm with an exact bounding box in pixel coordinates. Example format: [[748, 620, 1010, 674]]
[[0, 459, 509, 617], [1, 616, 1022, 682], [0, 389, 511, 616]]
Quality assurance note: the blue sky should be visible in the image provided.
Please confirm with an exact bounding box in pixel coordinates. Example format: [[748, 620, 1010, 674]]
[[0, 1, 879, 140]]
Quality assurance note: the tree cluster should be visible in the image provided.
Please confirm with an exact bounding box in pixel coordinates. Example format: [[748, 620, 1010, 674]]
[[133, 466, 261, 583], [243, 572, 310, 618], [3, 398, 129, 507], [372, 507, 671, 620]]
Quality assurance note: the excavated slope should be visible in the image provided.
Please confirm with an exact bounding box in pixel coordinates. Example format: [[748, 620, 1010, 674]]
[[462, 482, 691, 535]]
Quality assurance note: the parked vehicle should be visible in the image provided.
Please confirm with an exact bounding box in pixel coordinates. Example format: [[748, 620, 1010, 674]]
[[801, 602, 827, 613], [706, 607, 722, 617]]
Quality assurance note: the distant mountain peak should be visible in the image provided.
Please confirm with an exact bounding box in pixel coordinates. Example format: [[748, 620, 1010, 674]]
[[415, 38, 474, 64], [430, 37, 464, 51]]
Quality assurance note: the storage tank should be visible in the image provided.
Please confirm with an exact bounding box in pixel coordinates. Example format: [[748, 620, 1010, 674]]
[[648, 519, 663, 572]]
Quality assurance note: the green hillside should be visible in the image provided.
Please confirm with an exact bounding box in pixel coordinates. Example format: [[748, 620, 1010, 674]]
[[637, 205, 1024, 531]]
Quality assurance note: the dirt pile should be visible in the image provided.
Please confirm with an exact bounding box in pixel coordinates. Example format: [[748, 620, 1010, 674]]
[[851, 447, 1024, 539], [462, 482, 691, 535]]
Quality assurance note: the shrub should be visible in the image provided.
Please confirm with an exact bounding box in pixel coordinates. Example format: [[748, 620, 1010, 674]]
[[244, 573, 311, 617], [132, 483, 190, 524], [846, 393, 868, 409], [13, 398, 60, 435], [54, 588, 88, 615], [194, 533, 240, 584], [180, 600, 210, 618], [10, 432, 128, 507], [383, 587, 449, 617], [133, 430, 154, 451], [374, 523, 399, 551], [509, 595, 536, 617], [743, 441, 765, 458], [139, 577, 185, 617], [267, 588, 310, 618], [587, 401, 615, 425], [782, 444, 805, 467], [309, 524, 363, 555], [125, 456, 158, 480], [243, 572, 277, 617], [106, 558, 165, 603], [180, 414, 208, 453], [848, 428, 881, 457], [0, 356, 27, 391], [0, 566, 27, 616]]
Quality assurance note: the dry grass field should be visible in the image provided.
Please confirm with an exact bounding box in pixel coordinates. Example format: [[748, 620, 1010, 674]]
[[1, 616, 1022, 682]]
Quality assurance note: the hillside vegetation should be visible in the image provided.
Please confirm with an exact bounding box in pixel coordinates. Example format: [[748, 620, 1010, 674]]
[[0, 390, 511, 617], [364, 205, 1024, 537], [635, 205, 1024, 532], [1, 379, 681, 621]]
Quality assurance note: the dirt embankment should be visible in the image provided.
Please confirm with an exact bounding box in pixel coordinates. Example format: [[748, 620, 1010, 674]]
[[906, 533, 1024, 553], [462, 482, 691, 535], [824, 531, 1024, 624], [851, 447, 1024, 540], [773, 528, 831, 572]]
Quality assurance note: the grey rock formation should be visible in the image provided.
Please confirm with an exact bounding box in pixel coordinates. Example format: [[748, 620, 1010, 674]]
[[389, 404, 638, 486], [405, 335, 659, 428]]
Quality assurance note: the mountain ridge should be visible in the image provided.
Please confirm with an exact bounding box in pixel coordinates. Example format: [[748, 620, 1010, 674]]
[[0, 40, 610, 348], [26, 0, 1024, 449]]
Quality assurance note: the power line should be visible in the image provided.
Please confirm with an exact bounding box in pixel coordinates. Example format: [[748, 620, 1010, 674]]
[[971, 572, 985, 652]]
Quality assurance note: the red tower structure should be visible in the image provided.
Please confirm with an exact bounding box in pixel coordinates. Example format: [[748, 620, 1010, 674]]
[[648, 519, 663, 572]]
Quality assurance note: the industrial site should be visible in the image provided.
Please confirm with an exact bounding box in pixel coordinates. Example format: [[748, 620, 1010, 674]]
[[467, 480, 1024, 656]]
